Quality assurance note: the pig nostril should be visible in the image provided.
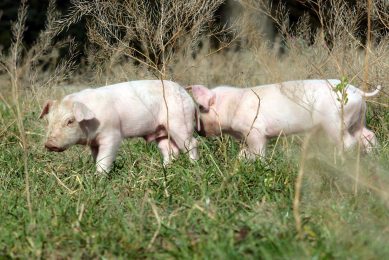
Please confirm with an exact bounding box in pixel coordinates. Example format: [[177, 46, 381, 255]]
[[45, 140, 56, 149], [44, 140, 65, 152]]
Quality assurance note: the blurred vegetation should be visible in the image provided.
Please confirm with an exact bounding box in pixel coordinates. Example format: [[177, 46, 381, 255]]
[[0, 0, 86, 58], [0, 0, 387, 59]]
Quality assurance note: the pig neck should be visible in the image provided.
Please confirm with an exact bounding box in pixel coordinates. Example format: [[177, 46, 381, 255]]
[[75, 131, 93, 146], [215, 88, 246, 134]]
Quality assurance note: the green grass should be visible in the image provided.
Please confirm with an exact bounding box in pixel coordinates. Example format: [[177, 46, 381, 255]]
[[1, 0, 388, 257], [1, 97, 388, 259]]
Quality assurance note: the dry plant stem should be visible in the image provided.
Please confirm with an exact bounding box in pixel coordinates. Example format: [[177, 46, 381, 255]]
[[355, 0, 373, 196], [376, 1, 389, 29], [270, 130, 284, 161], [242, 90, 261, 155], [78, 0, 225, 77], [158, 6, 169, 196], [339, 90, 346, 157], [160, 78, 170, 198], [0, 92, 12, 109], [10, 0, 32, 217], [353, 137, 362, 193], [204, 33, 240, 58], [293, 130, 315, 239], [193, 203, 215, 220], [50, 171, 77, 194], [12, 75, 32, 216], [364, 0, 372, 83], [147, 198, 162, 249], [158, 2, 171, 161]]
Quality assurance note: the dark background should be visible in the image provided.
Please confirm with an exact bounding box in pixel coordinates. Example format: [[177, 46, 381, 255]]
[[0, 0, 387, 54]]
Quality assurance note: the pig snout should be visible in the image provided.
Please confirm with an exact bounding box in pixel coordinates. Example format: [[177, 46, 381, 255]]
[[44, 139, 66, 152]]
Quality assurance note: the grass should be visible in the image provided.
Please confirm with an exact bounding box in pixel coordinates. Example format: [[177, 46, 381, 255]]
[[1, 0, 389, 258], [1, 83, 388, 258]]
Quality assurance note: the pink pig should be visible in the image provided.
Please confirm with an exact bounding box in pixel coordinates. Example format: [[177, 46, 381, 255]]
[[40, 80, 198, 173], [191, 79, 381, 159]]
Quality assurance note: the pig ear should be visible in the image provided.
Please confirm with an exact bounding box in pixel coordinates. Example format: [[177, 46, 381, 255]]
[[73, 102, 95, 122], [39, 100, 56, 119], [191, 85, 215, 112]]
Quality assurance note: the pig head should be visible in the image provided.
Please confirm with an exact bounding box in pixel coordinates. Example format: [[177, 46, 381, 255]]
[[40, 99, 98, 152], [192, 85, 217, 136]]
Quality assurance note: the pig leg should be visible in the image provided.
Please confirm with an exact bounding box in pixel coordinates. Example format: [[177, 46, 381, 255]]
[[187, 137, 199, 161], [90, 145, 98, 162], [353, 127, 377, 153], [239, 131, 267, 160], [238, 148, 256, 160], [322, 120, 358, 151], [95, 135, 121, 174], [361, 128, 378, 153], [168, 124, 198, 161], [170, 134, 198, 161], [157, 138, 180, 165]]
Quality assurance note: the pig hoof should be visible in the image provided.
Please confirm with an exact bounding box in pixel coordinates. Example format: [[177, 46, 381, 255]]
[[238, 148, 259, 161], [238, 148, 251, 160], [162, 159, 172, 168], [94, 170, 108, 177]]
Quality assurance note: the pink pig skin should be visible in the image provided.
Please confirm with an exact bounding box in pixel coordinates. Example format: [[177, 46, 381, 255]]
[[192, 79, 381, 159], [40, 80, 198, 173]]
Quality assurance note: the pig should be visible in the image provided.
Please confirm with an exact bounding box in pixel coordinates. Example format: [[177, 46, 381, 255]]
[[191, 79, 382, 159], [40, 80, 198, 173]]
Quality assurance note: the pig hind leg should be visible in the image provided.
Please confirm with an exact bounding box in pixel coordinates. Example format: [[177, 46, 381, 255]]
[[321, 119, 358, 151]]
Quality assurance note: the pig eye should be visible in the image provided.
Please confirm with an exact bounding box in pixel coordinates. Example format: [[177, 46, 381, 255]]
[[66, 118, 75, 126]]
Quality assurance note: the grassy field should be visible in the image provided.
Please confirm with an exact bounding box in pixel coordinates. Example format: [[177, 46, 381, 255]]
[[1, 0, 389, 258], [1, 75, 388, 258]]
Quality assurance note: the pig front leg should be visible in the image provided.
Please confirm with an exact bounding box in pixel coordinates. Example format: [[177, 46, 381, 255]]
[[239, 131, 267, 161], [157, 138, 180, 166], [90, 145, 99, 162], [95, 134, 122, 174], [360, 128, 378, 153]]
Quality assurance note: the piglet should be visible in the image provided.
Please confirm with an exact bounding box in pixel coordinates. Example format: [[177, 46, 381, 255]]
[[191, 79, 381, 159], [40, 80, 198, 173]]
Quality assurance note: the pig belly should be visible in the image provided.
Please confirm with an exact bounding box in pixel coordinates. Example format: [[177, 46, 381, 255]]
[[260, 106, 317, 137], [119, 109, 162, 139], [254, 88, 324, 137], [143, 125, 168, 142]]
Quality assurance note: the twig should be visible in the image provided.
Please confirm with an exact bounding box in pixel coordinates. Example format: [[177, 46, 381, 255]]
[[147, 198, 162, 249], [241, 89, 261, 157], [9, 0, 33, 217], [293, 130, 315, 239], [356, 0, 373, 196]]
